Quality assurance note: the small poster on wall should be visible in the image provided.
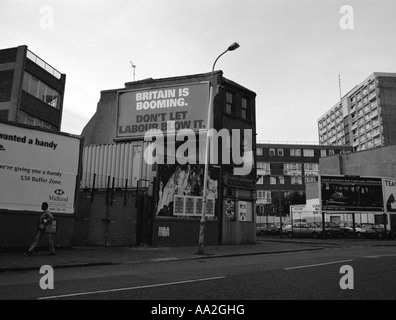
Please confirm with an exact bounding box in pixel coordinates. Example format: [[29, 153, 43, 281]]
[[196, 197, 203, 216], [206, 199, 215, 217], [185, 197, 195, 215], [172, 195, 215, 217], [238, 201, 252, 222], [174, 196, 185, 215], [224, 199, 236, 221]]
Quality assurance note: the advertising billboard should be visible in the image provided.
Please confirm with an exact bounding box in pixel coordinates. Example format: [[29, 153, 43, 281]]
[[117, 82, 210, 139], [320, 175, 384, 212], [0, 122, 81, 214], [383, 177, 396, 212], [156, 163, 218, 218]]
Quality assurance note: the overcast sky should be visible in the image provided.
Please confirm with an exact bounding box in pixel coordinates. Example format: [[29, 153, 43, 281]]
[[2, 0, 396, 142]]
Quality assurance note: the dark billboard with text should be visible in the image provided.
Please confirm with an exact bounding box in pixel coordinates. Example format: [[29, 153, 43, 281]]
[[320, 175, 384, 212]]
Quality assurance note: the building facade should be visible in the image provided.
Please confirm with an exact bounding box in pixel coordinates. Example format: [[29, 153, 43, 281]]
[[255, 143, 353, 221], [0, 45, 66, 131], [318, 73, 396, 152], [318, 145, 396, 231], [80, 71, 257, 247]]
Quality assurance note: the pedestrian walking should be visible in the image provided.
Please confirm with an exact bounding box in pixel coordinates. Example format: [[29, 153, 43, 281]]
[[25, 202, 56, 256]]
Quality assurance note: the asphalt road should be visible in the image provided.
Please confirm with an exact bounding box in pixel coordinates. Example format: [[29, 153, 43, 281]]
[[1, 245, 396, 302]]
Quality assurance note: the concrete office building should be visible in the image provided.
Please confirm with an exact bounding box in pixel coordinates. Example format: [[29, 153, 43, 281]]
[[318, 73, 396, 152], [0, 45, 66, 131], [255, 142, 352, 222], [80, 71, 257, 247]]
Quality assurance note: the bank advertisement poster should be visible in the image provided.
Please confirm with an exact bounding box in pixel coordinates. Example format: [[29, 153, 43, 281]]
[[320, 175, 384, 212], [0, 122, 81, 214], [157, 163, 218, 218], [117, 82, 210, 139], [383, 177, 396, 212]]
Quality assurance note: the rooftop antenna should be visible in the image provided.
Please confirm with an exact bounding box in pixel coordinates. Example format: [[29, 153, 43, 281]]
[[130, 61, 136, 81], [338, 73, 342, 101]]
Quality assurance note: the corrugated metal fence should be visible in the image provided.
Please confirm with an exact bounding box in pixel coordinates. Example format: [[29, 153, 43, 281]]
[[81, 142, 151, 189]]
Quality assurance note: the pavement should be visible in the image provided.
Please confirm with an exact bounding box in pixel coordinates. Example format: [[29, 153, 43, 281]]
[[1, 236, 395, 273]]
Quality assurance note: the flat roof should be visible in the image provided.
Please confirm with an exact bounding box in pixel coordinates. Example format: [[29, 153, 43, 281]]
[[318, 72, 396, 121]]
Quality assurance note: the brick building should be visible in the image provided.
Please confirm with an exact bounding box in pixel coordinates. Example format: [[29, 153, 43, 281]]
[[255, 142, 353, 221], [80, 71, 257, 246]]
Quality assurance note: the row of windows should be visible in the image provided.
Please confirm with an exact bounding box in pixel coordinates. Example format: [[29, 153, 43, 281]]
[[22, 72, 61, 109], [256, 176, 317, 185], [225, 91, 252, 121], [257, 147, 335, 157], [350, 81, 376, 104], [257, 162, 320, 171], [17, 111, 58, 131], [256, 191, 305, 206]]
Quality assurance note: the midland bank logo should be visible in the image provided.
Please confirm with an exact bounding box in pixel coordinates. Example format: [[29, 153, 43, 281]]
[[50, 189, 68, 202], [54, 189, 64, 196], [143, 122, 253, 176]]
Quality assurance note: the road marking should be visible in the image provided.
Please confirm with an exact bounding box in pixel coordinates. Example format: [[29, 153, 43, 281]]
[[38, 276, 226, 300], [285, 259, 353, 270], [364, 254, 396, 259]]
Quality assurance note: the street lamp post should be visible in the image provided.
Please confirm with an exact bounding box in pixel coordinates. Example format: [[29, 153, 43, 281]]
[[197, 42, 240, 255], [265, 175, 283, 239], [276, 176, 283, 239]]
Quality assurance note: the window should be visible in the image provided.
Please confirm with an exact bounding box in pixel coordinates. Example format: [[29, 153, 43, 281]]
[[256, 148, 263, 156], [284, 163, 302, 171], [22, 72, 61, 109], [291, 177, 303, 185], [257, 162, 271, 176], [303, 149, 315, 157], [320, 150, 327, 157], [38, 81, 46, 102], [278, 176, 285, 184], [23, 73, 31, 92], [257, 176, 264, 184], [328, 150, 335, 155], [269, 148, 276, 156], [305, 176, 318, 183], [283, 163, 302, 176], [290, 149, 301, 157], [270, 177, 277, 185], [304, 163, 319, 171], [277, 149, 284, 156], [257, 162, 270, 170], [257, 191, 271, 204], [17, 111, 58, 131], [226, 91, 234, 115], [30, 75, 39, 97], [241, 97, 250, 120]]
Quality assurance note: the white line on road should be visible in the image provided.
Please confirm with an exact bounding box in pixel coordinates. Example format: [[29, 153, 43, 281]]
[[285, 259, 353, 270], [38, 276, 226, 300], [364, 254, 396, 259]]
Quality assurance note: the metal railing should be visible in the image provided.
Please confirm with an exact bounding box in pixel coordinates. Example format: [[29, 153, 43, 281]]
[[26, 50, 62, 79]]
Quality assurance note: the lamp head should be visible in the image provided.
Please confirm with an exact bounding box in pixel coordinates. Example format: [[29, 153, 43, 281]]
[[228, 42, 240, 51]]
